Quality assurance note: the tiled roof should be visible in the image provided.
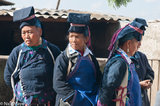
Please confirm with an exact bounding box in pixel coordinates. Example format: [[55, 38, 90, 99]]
[[0, 8, 133, 22]]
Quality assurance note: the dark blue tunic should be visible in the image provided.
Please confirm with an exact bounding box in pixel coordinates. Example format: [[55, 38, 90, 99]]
[[98, 54, 127, 106], [98, 49, 142, 106], [131, 51, 154, 106], [4, 39, 61, 104]]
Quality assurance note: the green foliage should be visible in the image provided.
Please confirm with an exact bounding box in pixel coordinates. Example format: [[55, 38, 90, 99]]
[[107, 0, 132, 8]]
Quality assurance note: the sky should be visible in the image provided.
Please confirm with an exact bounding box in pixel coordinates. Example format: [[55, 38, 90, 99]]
[[0, 0, 160, 21]]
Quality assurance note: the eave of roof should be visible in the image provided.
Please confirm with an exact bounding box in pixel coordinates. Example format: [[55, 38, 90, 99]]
[[0, 0, 14, 6], [0, 8, 133, 22]]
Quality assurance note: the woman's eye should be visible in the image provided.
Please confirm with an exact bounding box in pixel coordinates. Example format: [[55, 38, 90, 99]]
[[28, 31, 32, 34], [21, 32, 25, 35]]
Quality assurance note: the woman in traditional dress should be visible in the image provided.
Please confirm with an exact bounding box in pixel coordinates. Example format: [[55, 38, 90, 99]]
[[4, 6, 60, 105], [98, 18, 148, 106], [53, 13, 102, 106]]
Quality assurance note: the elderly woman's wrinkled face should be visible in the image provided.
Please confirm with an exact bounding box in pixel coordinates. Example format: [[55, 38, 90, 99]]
[[21, 26, 42, 47], [69, 32, 88, 51], [128, 38, 139, 56]]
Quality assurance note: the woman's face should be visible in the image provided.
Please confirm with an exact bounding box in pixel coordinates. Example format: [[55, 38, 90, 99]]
[[137, 36, 143, 49], [68, 32, 88, 51], [128, 38, 139, 56], [21, 26, 42, 47]]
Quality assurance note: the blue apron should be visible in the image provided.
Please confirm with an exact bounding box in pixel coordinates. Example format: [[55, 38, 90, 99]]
[[116, 51, 142, 106], [127, 63, 142, 106], [67, 56, 98, 106]]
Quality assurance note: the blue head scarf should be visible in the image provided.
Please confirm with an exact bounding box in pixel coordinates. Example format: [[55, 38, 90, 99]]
[[108, 18, 148, 58], [13, 6, 42, 29], [67, 13, 90, 36]]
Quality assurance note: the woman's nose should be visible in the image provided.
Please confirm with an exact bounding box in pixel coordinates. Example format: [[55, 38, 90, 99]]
[[72, 37, 76, 42], [24, 32, 30, 38]]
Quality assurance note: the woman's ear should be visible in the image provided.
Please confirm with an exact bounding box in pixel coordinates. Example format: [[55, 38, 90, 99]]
[[126, 40, 131, 49], [85, 36, 89, 43], [37, 27, 42, 37]]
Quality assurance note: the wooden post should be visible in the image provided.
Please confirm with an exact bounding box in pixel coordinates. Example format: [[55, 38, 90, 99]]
[[148, 60, 152, 102], [150, 60, 159, 106], [158, 60, 160, 90], [56, 0, 61, 10]]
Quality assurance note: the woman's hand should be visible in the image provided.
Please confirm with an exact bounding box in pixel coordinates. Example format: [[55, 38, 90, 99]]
[[140, 80, 152, 89]]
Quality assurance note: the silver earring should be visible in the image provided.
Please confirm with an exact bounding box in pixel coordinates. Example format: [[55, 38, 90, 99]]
[[127, 48, 130, 53]]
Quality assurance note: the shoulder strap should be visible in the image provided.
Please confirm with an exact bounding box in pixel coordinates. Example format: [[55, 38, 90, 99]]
[[15, 49, 22, 72], [47, 46, 55, 64], [88, 54, 92, 61], [62, 50, 72, 76], [65, 48, 72, 76], [11, 49, 22, 95], [67, 59, 72, 76]]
